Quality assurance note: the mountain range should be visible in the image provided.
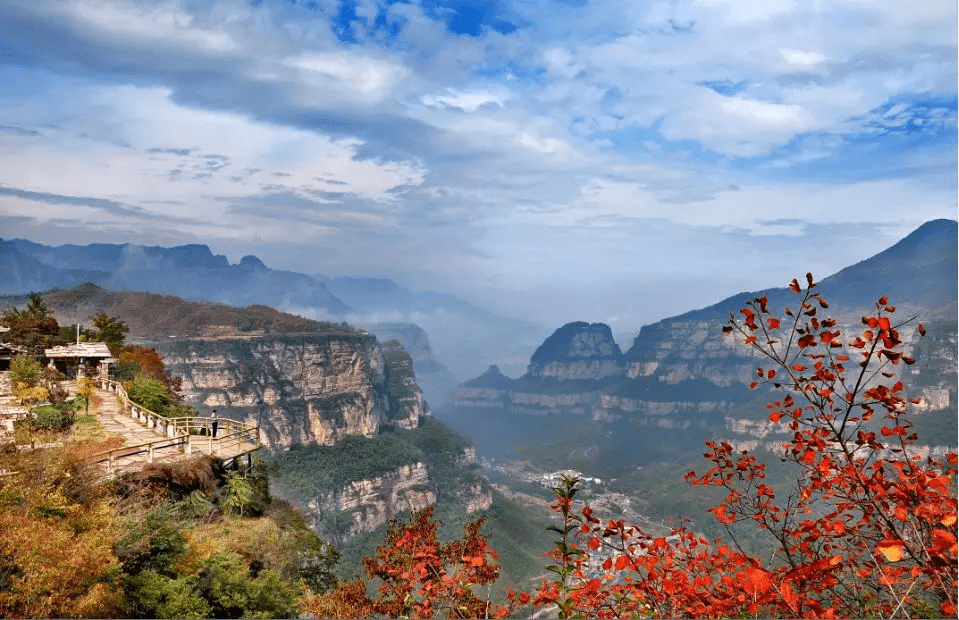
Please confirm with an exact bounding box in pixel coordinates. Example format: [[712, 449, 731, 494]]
[[0, 237, 545, 395], [447, 219, 958, 473]]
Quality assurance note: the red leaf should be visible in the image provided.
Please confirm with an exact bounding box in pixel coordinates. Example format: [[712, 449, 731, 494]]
[[878, 295, 889, 306], [806, 272, 815, 287], [878, 317, 891, 331], [767, 317, 781, 329], [769, 411, 782, 422], [767, 369, 777, 379], [918, 323, 926, 336], [789, 279, 801, 294]]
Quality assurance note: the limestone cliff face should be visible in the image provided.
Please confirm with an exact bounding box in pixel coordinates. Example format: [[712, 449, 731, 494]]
[[380, 339, 428, 429], [154, 333, 427, 450], [297, 449, 492, 545], [623, 319, 757, 386], [528, 322, 624, 381], [306, 462, 436, 545]]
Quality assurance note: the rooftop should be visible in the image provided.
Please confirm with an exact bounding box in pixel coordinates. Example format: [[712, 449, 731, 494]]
[[45, 342, 113, 358]]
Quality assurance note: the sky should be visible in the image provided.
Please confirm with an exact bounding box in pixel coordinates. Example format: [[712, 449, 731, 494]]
[[0, 0, 956, 331]]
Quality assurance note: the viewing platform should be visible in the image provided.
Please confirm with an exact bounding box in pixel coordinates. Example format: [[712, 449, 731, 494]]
[[88, 378, 261, 476]]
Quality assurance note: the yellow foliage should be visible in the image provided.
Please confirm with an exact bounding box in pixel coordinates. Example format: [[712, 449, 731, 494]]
[[174, 530, 221, 575], [0, 513, 121, 618], [190, 515, 301, 577], [14, 381, 48, 406]]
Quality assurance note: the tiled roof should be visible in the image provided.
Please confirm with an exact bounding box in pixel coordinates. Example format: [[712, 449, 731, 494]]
[[45, 342, 113, 358]]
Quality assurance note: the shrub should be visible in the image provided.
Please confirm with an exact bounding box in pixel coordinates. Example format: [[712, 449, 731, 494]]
[[124, 374, 173, 414], [10, 355, 41, 387], [30, 404, 74, 431]]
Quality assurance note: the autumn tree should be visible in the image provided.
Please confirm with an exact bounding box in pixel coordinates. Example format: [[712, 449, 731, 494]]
[[300, 506, 519, 619], [77, 376, 97, 415], [115, 344, 183, 396], [530, 275, 957, 618], [0, 292, 65, 354], [0, 440, 123, 618]]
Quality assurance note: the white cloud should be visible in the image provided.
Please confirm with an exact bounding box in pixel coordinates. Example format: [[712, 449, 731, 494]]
[[62, 0, 239, 52], [283, 53, 410, 104], [0, 0, 954, 329], [422, 87, 511, 111], [780, 48, 827, 68]]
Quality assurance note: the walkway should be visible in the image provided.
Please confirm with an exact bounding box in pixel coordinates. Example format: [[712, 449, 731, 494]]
[[91, 386, 187, 472], [88, 381, 261, 476]]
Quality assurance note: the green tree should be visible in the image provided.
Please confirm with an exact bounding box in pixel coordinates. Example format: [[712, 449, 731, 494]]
[[124, 374, 173, 414], [89, 312, 129, 352], [9, 354, 41, 387]]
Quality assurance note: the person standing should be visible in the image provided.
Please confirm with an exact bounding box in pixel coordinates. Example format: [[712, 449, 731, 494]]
[[210, 409, 218, 438]]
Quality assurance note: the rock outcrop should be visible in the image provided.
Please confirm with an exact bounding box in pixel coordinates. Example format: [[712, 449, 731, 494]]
[[306, 462, 436, 545], [527, 322, 624, 380], [154, 333, 427, 450]]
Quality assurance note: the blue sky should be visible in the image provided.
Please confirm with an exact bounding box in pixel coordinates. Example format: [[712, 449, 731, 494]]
[[0, 0, 955, 330]]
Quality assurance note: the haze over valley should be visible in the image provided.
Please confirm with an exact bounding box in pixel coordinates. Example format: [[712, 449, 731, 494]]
[[0, 2, 956, 616]]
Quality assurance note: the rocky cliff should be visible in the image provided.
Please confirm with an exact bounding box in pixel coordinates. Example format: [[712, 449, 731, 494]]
[[368, 322, 458, 408], [528, 322, 624, 380], [450, 222, 958, 469], [153, 333, 425, 450], [306, 462, 437, 545], [34, 282, 494, 548]]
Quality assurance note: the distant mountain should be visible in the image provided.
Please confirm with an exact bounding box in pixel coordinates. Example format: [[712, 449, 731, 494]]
[[317, 274, 547, 382], [366, 322, 458, 408], [653, 218, 957, 329], [0, 241, 109, 293], [4, 239, 352, 315], [449, 219, 958, 471], [1, 237, 544, 389], [0, 283, 346, 340]]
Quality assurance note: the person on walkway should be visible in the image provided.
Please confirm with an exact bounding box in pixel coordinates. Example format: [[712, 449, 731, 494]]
[[210, 409, 218, 438]]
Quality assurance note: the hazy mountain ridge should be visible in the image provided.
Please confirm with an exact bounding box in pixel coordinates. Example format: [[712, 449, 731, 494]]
[[5, 238, 352, 315], [1, 238, 544, 383], [449, 219, 958, 469]]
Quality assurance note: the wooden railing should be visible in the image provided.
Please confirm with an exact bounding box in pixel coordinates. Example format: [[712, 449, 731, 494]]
[[90, 379, 261, 475]]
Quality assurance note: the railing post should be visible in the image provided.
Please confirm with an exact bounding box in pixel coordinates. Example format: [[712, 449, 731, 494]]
[[186, 433, 192, 455], [148, 444, 154, 463], [108, 452, 114, 475]]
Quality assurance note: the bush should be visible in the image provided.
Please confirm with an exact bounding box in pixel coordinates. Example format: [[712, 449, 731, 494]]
[[10, 355, 41, 387], [30, 404, 74, 431], [124, 374, 173, 414]]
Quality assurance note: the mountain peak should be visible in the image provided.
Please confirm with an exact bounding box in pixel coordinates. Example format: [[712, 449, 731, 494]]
[[239, 255, 267, 270]]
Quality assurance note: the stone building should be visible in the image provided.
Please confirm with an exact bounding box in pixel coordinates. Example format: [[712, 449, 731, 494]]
[[44, 342, 113, 378]]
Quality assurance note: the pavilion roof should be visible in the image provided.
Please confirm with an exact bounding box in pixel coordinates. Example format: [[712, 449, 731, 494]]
[[45, 342, 113, 359]]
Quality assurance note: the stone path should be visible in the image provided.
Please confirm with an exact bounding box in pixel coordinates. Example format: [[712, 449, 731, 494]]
[[0, 372, 26, 435], [0, 372, 259, 475], [90, 387, 188, 473]]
